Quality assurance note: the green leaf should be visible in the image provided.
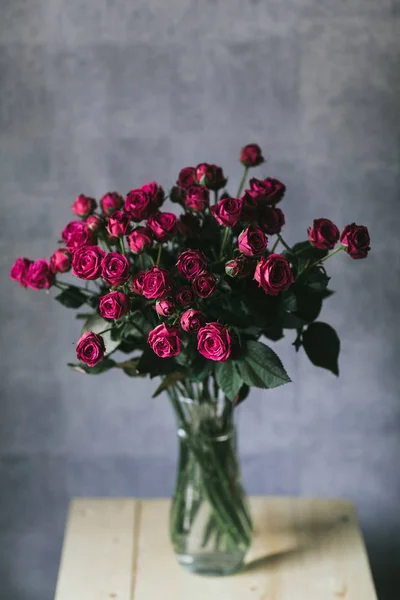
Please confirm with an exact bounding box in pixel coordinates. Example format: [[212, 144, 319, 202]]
[[136, 346, 178, 378], [293, 286, 323, 323], [82, 314, 121, 356], [304, 266, 330, 292], [237, 340, 291, 389], [188, 356, 214, 382], [114, 357, 141, 377], [152, 371, 185, 398], [302, 322, 340, 376], [55, 287, 87, 309], [215, 360, 243, 402], [233, 384, 250, 407], [68, 358, 116, 375]]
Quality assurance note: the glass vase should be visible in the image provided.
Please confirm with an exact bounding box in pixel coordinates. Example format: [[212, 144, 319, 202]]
[[167, 381, 252, 576]]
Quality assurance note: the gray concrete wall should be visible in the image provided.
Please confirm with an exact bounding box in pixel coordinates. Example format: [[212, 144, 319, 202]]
[[0, 1, 399, 598]]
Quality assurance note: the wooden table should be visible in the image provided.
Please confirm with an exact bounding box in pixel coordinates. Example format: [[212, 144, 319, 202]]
[[54, 497, 377, 599]]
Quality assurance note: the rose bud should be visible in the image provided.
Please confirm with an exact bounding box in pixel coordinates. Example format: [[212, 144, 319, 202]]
[[197, 322, 231, 362], [194, 163, 227, 191], [225, 256, 252, 278], [155, 296, 176, 317], [240, 191, 259, 222], [169, 185, 186, 205], [61, 221, 94, 252], [240, 143, 265, 168], [147, 212, 178, 242], [176, 287, 194, 307], [177, 166, 196, 189], [177, 249, 207, 279], [124, 188, 153, 222], [10, 257, 32, 287], [185, 185, 210, 211], [85, 214, 102, 233], [141, 181, 165, 210], [100, 192, 123, 217], [99, 291, 130, 320], [254, 254, 294, 296], [101, 252, 131, 286], [130, 270, 146, 295], [127, 226, 152, 254], [247, 177, 286, 205], [148, 323, 181, 358], [142, 266, 173, 299], [192, 272, 217, 298], [178, 213, 201, 238], [308, 218, 340, 250], [259, 206, 285, 235], [50, 248, 71, 274], [210, 197, 243, 227], [25, 259, 55, 290], [340, 223, 371, 259], [107, 210, 130, 238], [180, 309, 205, 333], [76, 331, 105, 367], [238, 225, 267, 256], [71, 194, 97, 217], [72, 245, 105, 280]]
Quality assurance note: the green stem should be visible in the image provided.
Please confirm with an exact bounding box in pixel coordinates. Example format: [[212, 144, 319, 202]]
[[219, 227, 230, 260], [119, 237, 126, 255], [214, 190, 219, 205], [156, 244, 162, 266], [277, 234, 292, 253], [97, 327, 113, 336], [54, 280, 97, 296], [236, 166, 249, 198], [270, 236, 280, 253], [139, 254, 144, 269], [308, 245, 344, 269]]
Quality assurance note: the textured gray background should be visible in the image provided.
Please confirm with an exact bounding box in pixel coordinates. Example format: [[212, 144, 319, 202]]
[[0, 1, 400, 598]]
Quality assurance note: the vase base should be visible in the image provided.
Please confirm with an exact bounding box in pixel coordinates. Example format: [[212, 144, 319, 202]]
[[175, 551, 246, 576]]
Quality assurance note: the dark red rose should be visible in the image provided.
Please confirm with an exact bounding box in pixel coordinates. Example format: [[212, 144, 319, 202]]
[[76, 331, 105, 367], [101, 252, 131, 286], [141, 181, 165, 209], [178, 213, 200, 238], [210, 197, 243, 227], [170, 185, 186, 205], [99, 291, 130, 320], [254, 254, 294, 296], [225, 256, 252, 278], [185, 185, 210, 211], [195, 163, 227, 191], [197, 322, 231, 362], [148, 323, 181, 358], [340, 223, 371, 259], [100, 192, 123, 216], [10, 257, 32, 287], [50, 248, 71, 273], [127, 226, 152, 254], [72, 245, 105, 280], [240, 191, 259, 222], [192, 272, 217, 298], [238, 225, 267, 256], [25, 259, 55, 290], [259, 207, 285, 235], [62, 221, 94, 252], [71, 194, 97, 217], [308, 218, 340, 250], [247, 177, 286, 205], [177, 249, 207, 279], [142, 266, 173, 299], [177, 166, 196, 189], [130, 270, 146, 295], [147, 212, 178, 242], [155, 296, 176, 317], [124, 189, 153, 222], [240, 143, 264, 168], [85, 214, 102, 232], [180, 309, 205, 333], [176, 287, 194, 306], [107, 210, 130, 237]]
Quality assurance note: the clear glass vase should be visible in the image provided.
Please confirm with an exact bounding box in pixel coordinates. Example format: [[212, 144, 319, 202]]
[[167, 381, 252, 576]]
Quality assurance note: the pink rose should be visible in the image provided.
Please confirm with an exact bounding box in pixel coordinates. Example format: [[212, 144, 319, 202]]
[[178, 213, 200, 238], [340, 223, 371, 259], [247, 177, 286, 205], [180, 309, 205, 333], [177, 166, 196, 189], [142, 266, 173, 299], [61, 221, 94, 252], [100, 192, 123, 216], [254, 254, 294, 296], [85, 214, 102, 232], [10, 257, 32, 287], [197, 322, 231, 362], [238, 225, 267, 256], [155, 296, 176, 317], [147, 212, 178, 242], [185, 185, 210, 211], [195, 163, 227, 191], [76, 331, 105, 367], [240, 143, 264, 168], [25, 259, 55, 290], [72, 245, 105, 280], [259, 207, 285, 235], [211, 197, 243, 227], [192, 272, 217, 298], [127, 227, 152, 254], [50, 248, 71, 273], [177, 249, 207, 279], [225, 256, 252, 278], [148, 323, 181, 358], [130, 270, 146, 295], [308, 218, 340, 250], [176, 287, 194, 306], [125, 189, 153, 222], [71, 194, 97, 217], [141, 181, 165, 210], [99, 291, 130, 320], [101, 252, 131, 286], [107, 210, 130, 237]]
